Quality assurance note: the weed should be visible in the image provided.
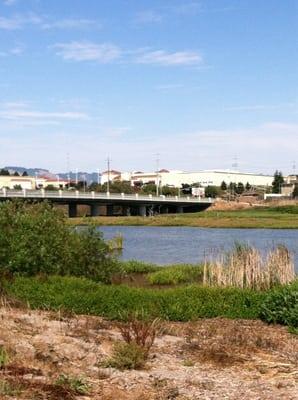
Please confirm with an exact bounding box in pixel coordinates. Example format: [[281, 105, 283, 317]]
[[118, 313, 159, 356], [104, 342, 147, 370], [0, 346, 9, 369], [0, 379, 22, 396], [182, 359, 195, 367], [55, 374, 90, 395]]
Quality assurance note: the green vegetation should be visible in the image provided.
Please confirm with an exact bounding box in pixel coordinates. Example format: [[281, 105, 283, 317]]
[[0, 201, 117, 283], [69, 205, 298, 229], [55, 374, 90, 395], [7, 276, 267, 321], [103, 342, 147, 370], [148, 264, 203, 285], [118, 260, 161, 274], [260, 281, 298, 328], [0, 346, 9, 368]]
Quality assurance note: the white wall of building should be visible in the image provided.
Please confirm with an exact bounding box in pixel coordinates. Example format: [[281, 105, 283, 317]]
[[130, 170, 273, 188]]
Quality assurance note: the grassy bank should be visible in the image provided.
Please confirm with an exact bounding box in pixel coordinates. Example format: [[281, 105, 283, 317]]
[[69, 205, 298, 229], [7, 276, 266, 321], [6, 276, 298, 327]]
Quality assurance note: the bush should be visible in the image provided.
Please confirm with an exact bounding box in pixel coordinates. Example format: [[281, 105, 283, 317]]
[[104, 342, 147, 370], [260, 280, 298, 327], [0, 201, 117, 283], [148, 264, 203, 285]]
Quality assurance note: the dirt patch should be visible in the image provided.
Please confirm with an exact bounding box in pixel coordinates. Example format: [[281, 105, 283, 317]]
[[0, 307, 297, 399]]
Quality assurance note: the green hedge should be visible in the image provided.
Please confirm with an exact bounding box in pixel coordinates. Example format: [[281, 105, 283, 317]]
[[7, 276, 266, 321]]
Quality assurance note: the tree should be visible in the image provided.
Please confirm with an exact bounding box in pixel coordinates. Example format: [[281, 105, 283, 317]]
[[22, 171, 28, 177], [236, 182, 245, 194], [293, 185, 298, 198], [13, 185, 22, 190], [220, 181, 227, 191], [0, 201, 117, 283], [141, 183, 157, 195], [272, 170, 284, 193], [45, 184, 58, 191], [245, 182, 252, 191], [161, 185, 178, 196], [13, 171, 20, 176], [205, 185, 220, 198], [181, 183, 191, 195], [0, 169, 10, 176]]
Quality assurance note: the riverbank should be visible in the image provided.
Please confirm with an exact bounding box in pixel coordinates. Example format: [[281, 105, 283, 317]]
[[68, 205, 298, 229], [0, 306, 297, 400]]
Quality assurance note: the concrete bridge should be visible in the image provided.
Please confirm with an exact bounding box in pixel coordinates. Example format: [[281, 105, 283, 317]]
[[0, 188, 213, 217]]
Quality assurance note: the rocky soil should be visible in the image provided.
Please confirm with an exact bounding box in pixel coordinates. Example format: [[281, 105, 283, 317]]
[[0, 304, 297, 399]]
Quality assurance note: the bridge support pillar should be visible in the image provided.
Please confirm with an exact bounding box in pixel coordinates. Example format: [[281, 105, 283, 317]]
[[139, 205, 147, 217], [161, 206, 169, 214], [91, 204, 101, 217], [106, 205, 114, 216], [176, 206, 184, 214], [68, 203, 77, 218]]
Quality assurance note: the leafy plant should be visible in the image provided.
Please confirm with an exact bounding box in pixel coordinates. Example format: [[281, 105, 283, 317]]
[[260, 281, 298, 327]]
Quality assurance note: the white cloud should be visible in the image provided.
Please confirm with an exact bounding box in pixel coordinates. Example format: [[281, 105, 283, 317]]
[[1, 121, 296, 173], [0, 45, 24, 56], [0, 13, 99, 30], [225, 103, 296, 112], [134, 10, 163, 24], [0, 102, 89, 124], [53, 41, 122, 63], [41, 18, 100, 30], [3, 0, 18, 6], [136, 50, 203, 66]]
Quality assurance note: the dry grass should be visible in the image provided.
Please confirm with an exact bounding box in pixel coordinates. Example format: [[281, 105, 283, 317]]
[[203, 244, 295, 290], [181, 318, 298, 367]]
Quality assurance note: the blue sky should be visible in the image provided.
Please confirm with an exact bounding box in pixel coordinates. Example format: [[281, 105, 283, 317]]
[[0, 0, 297, 174]]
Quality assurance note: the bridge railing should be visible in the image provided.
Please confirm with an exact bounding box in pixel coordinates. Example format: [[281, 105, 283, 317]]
[[0, 188, 213, 203]]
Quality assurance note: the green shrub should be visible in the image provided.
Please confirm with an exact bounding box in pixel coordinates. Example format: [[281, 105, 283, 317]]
[[7, 276, 266, 321], [260, 280, 298, 327], [104, 342, 147, 370], [148, 264, 203, 285], [0, 201, 117, 283]]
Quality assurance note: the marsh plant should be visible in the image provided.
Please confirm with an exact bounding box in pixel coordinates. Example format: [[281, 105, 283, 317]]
[[204, 243, 295, 290]]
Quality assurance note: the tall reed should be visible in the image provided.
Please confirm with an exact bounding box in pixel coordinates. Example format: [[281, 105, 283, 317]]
[[203, 243, 295, 290]]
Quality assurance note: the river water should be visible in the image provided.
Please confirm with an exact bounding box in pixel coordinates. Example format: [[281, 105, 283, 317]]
[[99, 226, 298, 272]]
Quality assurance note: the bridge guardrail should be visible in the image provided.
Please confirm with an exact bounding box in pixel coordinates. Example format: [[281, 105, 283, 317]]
[[0, 189, 213, 203]]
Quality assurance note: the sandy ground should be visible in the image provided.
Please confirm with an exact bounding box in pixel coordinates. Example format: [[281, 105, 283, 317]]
[[0, 305, 297, 399]]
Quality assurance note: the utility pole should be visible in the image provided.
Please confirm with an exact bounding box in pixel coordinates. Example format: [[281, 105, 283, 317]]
[[107, 157, 111, 193], [66, 153, 70, 186], [155, 153, 160, 196]]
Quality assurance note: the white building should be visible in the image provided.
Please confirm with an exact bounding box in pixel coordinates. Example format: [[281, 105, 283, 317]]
[[130, 169, 273, 188]]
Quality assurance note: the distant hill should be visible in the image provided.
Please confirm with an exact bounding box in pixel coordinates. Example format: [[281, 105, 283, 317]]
[[3, 166, 101, 184], [5, 166, 50, 176]]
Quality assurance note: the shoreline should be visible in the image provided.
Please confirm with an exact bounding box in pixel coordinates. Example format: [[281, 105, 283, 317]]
[[68, 209, 298, 229]]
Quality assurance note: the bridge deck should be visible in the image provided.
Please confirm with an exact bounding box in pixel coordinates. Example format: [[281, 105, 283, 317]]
[[0, 189, 213, 216]]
